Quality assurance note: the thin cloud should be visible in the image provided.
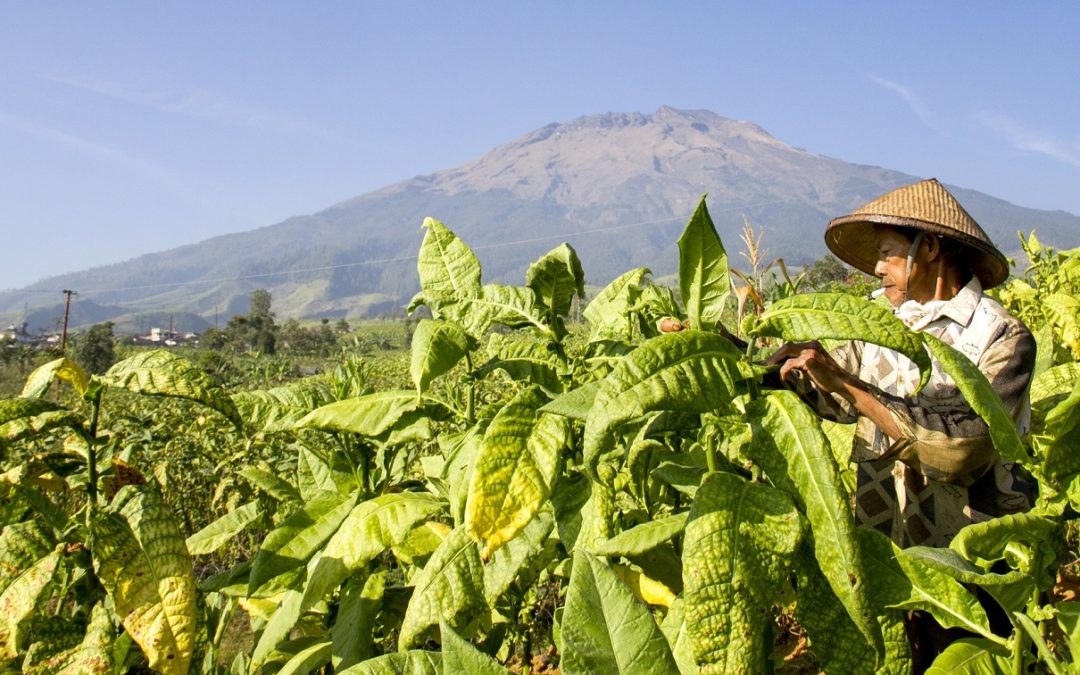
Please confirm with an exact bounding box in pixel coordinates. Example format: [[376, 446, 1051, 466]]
[[0, 111, 184, 190], [43, 73, 355, 144], [978, 113, 1080, 169], [869, 76, 934, 128]]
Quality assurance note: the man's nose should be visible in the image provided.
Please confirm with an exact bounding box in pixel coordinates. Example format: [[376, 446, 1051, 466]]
[[874, 260, 887, 277]]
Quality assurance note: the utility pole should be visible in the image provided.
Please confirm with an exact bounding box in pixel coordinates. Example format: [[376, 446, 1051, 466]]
[[60, 289, 76, 351]]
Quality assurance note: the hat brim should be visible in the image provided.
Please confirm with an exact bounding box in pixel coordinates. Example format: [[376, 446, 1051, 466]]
[[825, 214, 1009, 289]]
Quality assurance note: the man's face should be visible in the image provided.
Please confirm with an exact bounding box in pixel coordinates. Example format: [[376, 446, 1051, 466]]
[[873, 226, 916, 307]]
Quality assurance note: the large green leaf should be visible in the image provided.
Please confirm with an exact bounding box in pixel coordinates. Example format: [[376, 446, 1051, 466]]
[[303, 492, 445, 607], [441, 427, 483, 525], [276, 639, 332, 675], [751, 292, 932, 391], [590, 512, 687, 558], [921, 333, 1027, 463], [659, 597, 699, 675], [465, 386, 570, 560], [949, 513, 1058, 571], [185, 500, 261, 555], [231, 378, 337, 433], [539, 380, 602, 420], [924, 638, 1011, 674], [792, 547, 881, 673], [21, 357, 88, 398], [560, 549, 678, 675], [742, 389, 880, 652], [584, 267, 650, 341], [461, 284, 554, 338], [398, 525, 486, 649], [858, 529, 1001, 644], [239, 467, 301, 504], [102, 350, 242, 428], [416, 216, 482, 307], [476, 335, 565, 394], [0, 408, 84, 444], [483, 509, 555, 606], [296, 445, 355, 499], [899, 546, 1028, 587], [682, 471, 804, 673], [440, 620, 508, 674], [551, 470, 615, 553], [248, 490, 358, 593], [332, 571, 386, 671], [583, 331, 747, 481], [338, 650, 442, 675], [249, 590, 304, 669], [90, 486, 197, 675], [526, 242, 586, 320], [678, 196, 730, 331], [296, 390, 445, 437], [410, 319, 472, 396]]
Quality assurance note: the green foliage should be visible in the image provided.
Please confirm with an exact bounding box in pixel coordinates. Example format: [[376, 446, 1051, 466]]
[[0, 216, 1076, 673], [560, 549, 679, 674], [683, 471, 803, 672], [678, 196, 731, 331]]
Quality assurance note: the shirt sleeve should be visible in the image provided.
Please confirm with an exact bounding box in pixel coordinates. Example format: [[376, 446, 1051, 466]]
[[875, 320, 1036, 486]]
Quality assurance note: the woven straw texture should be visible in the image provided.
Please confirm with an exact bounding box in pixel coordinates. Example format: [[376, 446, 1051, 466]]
[[825, 178, 1009, 288]]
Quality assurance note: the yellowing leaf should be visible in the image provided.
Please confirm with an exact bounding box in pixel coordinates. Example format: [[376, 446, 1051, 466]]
[[103, 350, 242, 428], [466, 386, 570, 560], [21, 357, 88, 398], [1045, 292, 1080, 359], [0, 544, 61, 664], [612, 565, 675, 608], [90, 486, 197, 675]]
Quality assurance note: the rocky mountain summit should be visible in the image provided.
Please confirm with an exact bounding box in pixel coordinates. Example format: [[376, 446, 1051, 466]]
[[6, 107, 1078, 326]]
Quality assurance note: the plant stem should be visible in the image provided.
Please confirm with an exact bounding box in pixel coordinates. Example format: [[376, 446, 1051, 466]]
[[745, 338, 760, 401], [705, 441, 717, 474], [359, 441, 372, 495], [464, 352, 476, 425], [86, 389, 102, 505]]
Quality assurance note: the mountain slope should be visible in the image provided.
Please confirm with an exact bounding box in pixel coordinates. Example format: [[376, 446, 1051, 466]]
[[6, 107, 1078, 328]]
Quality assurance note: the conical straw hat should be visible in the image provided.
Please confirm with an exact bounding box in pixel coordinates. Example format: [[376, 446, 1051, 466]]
[[824, 178, 1009, 288]]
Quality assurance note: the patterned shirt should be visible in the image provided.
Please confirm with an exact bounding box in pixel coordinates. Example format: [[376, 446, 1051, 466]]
[[796, 278, 1036, 547]]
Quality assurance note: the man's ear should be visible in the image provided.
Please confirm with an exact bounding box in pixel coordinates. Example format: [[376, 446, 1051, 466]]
[[924, 234, 942, 262]]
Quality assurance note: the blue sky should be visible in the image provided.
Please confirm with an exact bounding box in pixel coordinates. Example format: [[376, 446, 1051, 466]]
[[1, 2, 1078, 290]]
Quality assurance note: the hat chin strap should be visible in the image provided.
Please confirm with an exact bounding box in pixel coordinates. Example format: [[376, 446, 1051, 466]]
[[903, 232, 925, 303]]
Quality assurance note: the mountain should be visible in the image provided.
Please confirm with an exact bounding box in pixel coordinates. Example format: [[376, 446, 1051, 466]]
[[5, 106, 1078, 330]]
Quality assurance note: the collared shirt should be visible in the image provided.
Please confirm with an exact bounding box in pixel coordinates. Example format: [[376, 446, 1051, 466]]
[[797, 278, 1036, 547]]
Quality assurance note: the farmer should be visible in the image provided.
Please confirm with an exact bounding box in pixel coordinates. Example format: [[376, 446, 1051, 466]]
[[767, 178, 1035, 549]]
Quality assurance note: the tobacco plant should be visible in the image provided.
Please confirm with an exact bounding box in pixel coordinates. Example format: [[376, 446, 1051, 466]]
[[1, 197, 1078, 673]]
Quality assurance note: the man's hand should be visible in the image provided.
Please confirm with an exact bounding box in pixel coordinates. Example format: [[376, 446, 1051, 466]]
[[765, 341, 902, 440], [765, 341, 852, 394]]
